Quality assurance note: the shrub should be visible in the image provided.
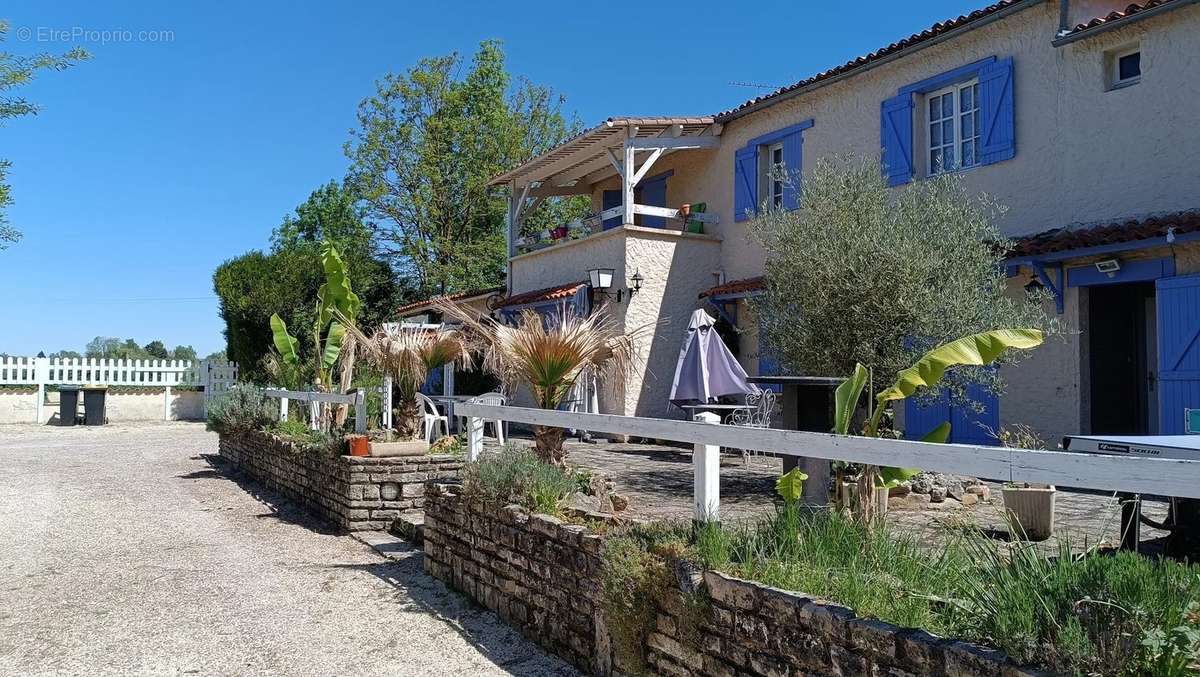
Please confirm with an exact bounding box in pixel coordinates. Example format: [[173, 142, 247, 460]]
[[268, 418, 346, 457], [206, 386, 275, 435], [460, 445, 584, 515]]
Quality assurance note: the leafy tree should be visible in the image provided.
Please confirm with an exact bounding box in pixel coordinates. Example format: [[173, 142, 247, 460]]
[[171, 345, 197, 361], [203, 349, 228, 361], [346, 39, 586, 295], [214, 181, 401, 382], [749, 157, 1061, 404], [85, 336, 124, 359], [0, 21, 88, 250], [48, 350, 80, 359], [143, 340, 169, 359]]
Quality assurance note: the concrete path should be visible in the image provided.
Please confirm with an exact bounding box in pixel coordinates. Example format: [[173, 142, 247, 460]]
[[0, 422, 575, 677]]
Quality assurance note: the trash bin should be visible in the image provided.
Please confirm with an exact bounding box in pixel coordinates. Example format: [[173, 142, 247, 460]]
[[59, 385, 81, 426], [82, 385, 108, 426]]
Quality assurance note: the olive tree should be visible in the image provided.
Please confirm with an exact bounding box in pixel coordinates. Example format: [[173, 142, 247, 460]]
[[748, 157, 1060, 403]]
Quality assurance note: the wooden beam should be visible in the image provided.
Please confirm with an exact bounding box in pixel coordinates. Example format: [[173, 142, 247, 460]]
[[606, 148, 624, 177], [626, 136, 721, 150], [622, 142, 636, 224], [632, 203, 719, 223], [629, 147, 664, 186], [528, 184, 591, 198]]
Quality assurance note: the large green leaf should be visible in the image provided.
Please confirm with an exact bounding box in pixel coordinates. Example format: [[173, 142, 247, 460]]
[[270, 314, 300, 365], [316, 241, 361, 330], [776, 467, 809, 504], [833, 362, 869, 435], [321, 321, 346, 372], [876, 329, 1044, 408]]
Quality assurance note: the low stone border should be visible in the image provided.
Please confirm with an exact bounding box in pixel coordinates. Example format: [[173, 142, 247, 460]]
[[422, 482, 1044, 677], [217, 430, 463, 531]]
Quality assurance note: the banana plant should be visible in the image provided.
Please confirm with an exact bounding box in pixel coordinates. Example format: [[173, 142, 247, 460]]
[[268, 242, 361, 427], [832, 329, 1044, 510]]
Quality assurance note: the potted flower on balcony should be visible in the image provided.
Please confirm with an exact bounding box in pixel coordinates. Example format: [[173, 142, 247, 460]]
[[550, 225, 568, 240]]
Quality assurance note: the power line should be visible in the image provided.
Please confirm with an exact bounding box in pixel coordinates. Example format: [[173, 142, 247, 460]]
[[7, 296, 219, 305]]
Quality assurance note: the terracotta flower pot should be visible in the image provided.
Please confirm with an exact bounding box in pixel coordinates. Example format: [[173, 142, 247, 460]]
[[346, 434, 370, 457]]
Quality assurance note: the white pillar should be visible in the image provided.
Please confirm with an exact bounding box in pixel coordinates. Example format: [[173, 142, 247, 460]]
[[383, 376, 393, 429], [279, 395, 289, 422], [354, 390, 367, 434], [34, 357, 48, 424], [693, 412, 721, 522], [622, 142, 636, 225], [163, 385, 172, 421], [466, 416, 484, 461]]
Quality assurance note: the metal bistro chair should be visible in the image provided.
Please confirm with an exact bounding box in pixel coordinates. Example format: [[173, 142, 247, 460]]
[[730, 389, 779, 466], [416, 392, 450, 443], [463, 392, 507, 445]]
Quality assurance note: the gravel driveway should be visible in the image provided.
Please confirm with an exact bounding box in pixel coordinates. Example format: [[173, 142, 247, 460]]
[[0, 422, 575, 677]]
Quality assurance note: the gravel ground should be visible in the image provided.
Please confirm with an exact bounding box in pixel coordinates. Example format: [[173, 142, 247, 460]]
[[0, 422, 575, 677]]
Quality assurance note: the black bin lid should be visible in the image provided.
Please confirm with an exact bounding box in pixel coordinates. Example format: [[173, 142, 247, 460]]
[[58, 385, 82, 392]]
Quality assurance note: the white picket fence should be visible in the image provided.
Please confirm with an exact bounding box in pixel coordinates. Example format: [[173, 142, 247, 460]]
[[264, 388, 367, 434], [0, 356, 238, 422], [455, 401, 1200, 521]]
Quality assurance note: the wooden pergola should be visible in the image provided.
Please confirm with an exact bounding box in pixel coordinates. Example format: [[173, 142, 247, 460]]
[[491, 116, 723, 256]]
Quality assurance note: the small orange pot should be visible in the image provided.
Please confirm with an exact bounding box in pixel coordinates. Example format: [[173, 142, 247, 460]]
[[346, 435, 370, 457]]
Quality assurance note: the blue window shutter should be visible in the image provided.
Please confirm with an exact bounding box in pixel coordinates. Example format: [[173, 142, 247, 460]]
[[601, 189, 621, 230], [781, 132, 803, 210], [979, 56, 1015, 165], [734, 146, 757, 222], [880, 94, 914, 186], [1156, 274, 1200, 434], [638, 177, 668, 227]]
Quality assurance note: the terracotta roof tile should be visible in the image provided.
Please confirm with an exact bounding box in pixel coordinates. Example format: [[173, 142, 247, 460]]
[[395, 286, 504, 316], [699, 276, 765, 299], [499, 281, 587, 308], [715, 0, 1030, 121], [1007, 211, 1200, 258], [1068, 0, 1179, 33]]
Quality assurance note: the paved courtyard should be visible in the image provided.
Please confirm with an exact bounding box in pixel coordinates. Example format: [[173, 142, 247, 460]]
[[0, 423, 574, 677], [557, 437, 1172, 552]]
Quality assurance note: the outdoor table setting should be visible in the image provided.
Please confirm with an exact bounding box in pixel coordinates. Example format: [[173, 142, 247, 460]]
[[426, 394, 473, 432]]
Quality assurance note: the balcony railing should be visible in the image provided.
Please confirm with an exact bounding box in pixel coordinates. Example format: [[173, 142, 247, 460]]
[[513, 202, 719, 255]]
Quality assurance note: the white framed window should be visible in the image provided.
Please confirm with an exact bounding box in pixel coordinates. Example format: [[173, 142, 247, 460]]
[[1108, 45, 1141, 89], [759, 142, 785, 210], [926, 79, 980, 175]]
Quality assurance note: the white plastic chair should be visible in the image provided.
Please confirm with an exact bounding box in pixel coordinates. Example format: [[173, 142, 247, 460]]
[[466, 392, 507, 444], [416, 392, 449, 442]]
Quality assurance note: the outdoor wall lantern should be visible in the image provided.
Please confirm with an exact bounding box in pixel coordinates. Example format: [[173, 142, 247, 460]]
[[589, 267, 644, 303], [629, 269, 644, 297], [1095, 259, 1121, 278]]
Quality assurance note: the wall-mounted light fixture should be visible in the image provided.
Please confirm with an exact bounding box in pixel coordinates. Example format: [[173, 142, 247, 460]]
[[629, 269, 644, 297], [588, 267, 646, 303], [1095, 259, 1121, 278]]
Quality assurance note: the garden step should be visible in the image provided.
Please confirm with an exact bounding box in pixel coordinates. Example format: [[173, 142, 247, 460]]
[[390, 511, 424, 545]]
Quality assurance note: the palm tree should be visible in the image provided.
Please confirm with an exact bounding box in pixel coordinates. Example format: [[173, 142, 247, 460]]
[[346, 322, 470, 440], [439, 302, 642, 465]]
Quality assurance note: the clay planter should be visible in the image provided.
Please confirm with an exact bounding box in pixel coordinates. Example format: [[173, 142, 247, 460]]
[[346, 434, 370, 457], [370, 440, 430, 457], [1002, 484, 1056, 541]]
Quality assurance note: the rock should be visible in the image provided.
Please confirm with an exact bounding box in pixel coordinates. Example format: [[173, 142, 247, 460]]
[[959, 493, 979, 507], [566, 492, 606, 513], [888, 481, 911, 497], [911, 477, 934, 494], [609, 493, 629, 512], [946, 480, 967, 501], [888, 492, 931, 511], [966, 484, 991, 501], [929, 486, 947, 503]]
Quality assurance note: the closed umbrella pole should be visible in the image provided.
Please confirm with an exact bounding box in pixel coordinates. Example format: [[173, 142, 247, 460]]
[[669, 309, 758, 409]]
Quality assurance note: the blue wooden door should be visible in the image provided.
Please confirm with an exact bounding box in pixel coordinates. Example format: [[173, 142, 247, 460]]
[[602, 190, 621, 230], [904, 384, 998, 444], [1157, 274, 1200, 434]]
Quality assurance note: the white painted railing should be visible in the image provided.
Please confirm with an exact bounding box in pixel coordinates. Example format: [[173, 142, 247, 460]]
[[456, 402, 1200, 520], [0, 356, 238, 422], [264, 388, 366, 434]]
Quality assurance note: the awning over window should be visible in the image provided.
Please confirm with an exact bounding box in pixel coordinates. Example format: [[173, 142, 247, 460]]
[[497, 281, 591, 325]]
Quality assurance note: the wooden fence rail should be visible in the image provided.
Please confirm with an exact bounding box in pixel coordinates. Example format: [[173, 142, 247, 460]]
[[455, 401, 1200, 521], [264, 388, 366, 434]]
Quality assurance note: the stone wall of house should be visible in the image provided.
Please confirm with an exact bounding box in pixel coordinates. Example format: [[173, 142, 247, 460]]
[[423, 483, 1037, 677], [218, 430, 463, 531]]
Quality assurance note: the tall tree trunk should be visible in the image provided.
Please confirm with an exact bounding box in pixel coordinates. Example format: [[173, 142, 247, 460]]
[[533, 425, 566, 465]]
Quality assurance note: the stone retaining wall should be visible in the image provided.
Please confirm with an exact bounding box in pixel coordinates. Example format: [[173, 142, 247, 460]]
[[422, 483, 1038, 677], [217, 430, 463, 531]]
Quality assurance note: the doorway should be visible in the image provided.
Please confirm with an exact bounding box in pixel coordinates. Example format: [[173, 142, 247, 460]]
[[1088, 282, 1157, 435]]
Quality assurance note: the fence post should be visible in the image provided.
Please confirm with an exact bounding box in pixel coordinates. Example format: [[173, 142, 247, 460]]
[[279, 395, 289, 422], [34, 357, 49, 424], [163, 385, 172, 421], [383, 375, 393, 430], [693, 412, 721, 522], [466, 416, 484, 461], [354, 390, 367, 434]]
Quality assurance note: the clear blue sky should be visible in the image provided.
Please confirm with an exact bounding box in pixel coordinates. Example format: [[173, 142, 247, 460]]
[[1, 0, 983, 357]]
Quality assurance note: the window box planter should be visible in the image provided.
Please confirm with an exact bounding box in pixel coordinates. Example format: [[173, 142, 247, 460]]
[[1002, 483, 1056, 541]]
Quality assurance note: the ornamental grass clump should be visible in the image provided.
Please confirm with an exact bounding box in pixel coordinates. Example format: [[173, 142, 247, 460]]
[[439, 301, 644, 465], [460, 445, 585, 515]]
